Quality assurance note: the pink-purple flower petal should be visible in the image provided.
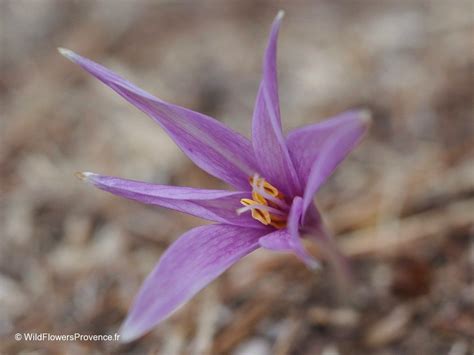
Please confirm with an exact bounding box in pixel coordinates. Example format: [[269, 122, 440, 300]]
[[287, 197, 320, 269], [292, 111, 370, 214], [286, 110, 370, 187], [259, 229, 293, 251], [259, 197, 319, 269], [79, 172, 264, 228], [119, 224, 265, 342], [59, 48, 258, 190], [251, 12, 301, 196]]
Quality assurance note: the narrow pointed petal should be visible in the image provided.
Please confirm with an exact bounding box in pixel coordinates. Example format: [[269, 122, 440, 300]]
[[78, 172, 263, 228], [119, 224, 265, 342], [286, 110, 370, 186], [287, 196, 320, 269], [60, 48, 258, 190], [259, 197, 319, 269], [252, 12, 301, 196], [293, 111, 370, 214]]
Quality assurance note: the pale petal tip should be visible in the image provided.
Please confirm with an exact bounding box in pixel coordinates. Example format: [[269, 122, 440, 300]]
[[358, 109, 372, 126], [75, 171, 95, 182], [58, 47, 76, 60], [301, 254, 321, 270], [118, 322, 142, 343], [276, 10, 285, 21], [308, 259, 322, 270]]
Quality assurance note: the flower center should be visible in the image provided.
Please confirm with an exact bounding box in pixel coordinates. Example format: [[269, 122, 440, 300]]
[[237, 174, 289, 229]]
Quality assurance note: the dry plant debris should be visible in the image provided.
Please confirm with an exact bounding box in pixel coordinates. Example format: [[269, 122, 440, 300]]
[[1, 1, 473, 354]]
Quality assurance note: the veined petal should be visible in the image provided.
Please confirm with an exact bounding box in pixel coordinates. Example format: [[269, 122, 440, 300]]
[[78, 172, 264, 228], [119, 224, 264, 342], [286, 110, 370, 186], [291, 110, 370, 214], [59, 48, 258, 190], [259, 197, 319, 269], [251, 12, 301, 196], [259, 229, 293, 251]]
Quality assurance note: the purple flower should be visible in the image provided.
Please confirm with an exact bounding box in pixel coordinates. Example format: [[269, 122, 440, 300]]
[[60, 11, 369, 342]]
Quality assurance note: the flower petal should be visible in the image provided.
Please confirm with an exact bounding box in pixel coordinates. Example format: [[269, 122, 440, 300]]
[[251, 12, 301, 196], [59, 48, 258, 190], [119, 224, 264, 342], [259, 197, 319, 269], [291, 111, 370, 214], [78, 172, 264, 228], [259, 229, 293, 251], [287, 196, 320, 269], [286, 110, 370, 187]]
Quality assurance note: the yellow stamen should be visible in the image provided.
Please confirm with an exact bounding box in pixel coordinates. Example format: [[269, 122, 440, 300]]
[[240, 175, 288, 228], [250, 176, 284, 199], [251, 191, 267, 205], [240, 199, 271, 225]]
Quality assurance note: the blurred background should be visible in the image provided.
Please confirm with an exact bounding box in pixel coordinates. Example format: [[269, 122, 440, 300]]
[[1, 0, 473, 354]]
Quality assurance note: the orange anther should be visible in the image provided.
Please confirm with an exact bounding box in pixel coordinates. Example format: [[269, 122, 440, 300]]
[[240, 175, 287, 229]]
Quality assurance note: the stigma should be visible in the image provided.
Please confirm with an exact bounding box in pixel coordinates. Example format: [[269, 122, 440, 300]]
[[237, 174, 289, 228]]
